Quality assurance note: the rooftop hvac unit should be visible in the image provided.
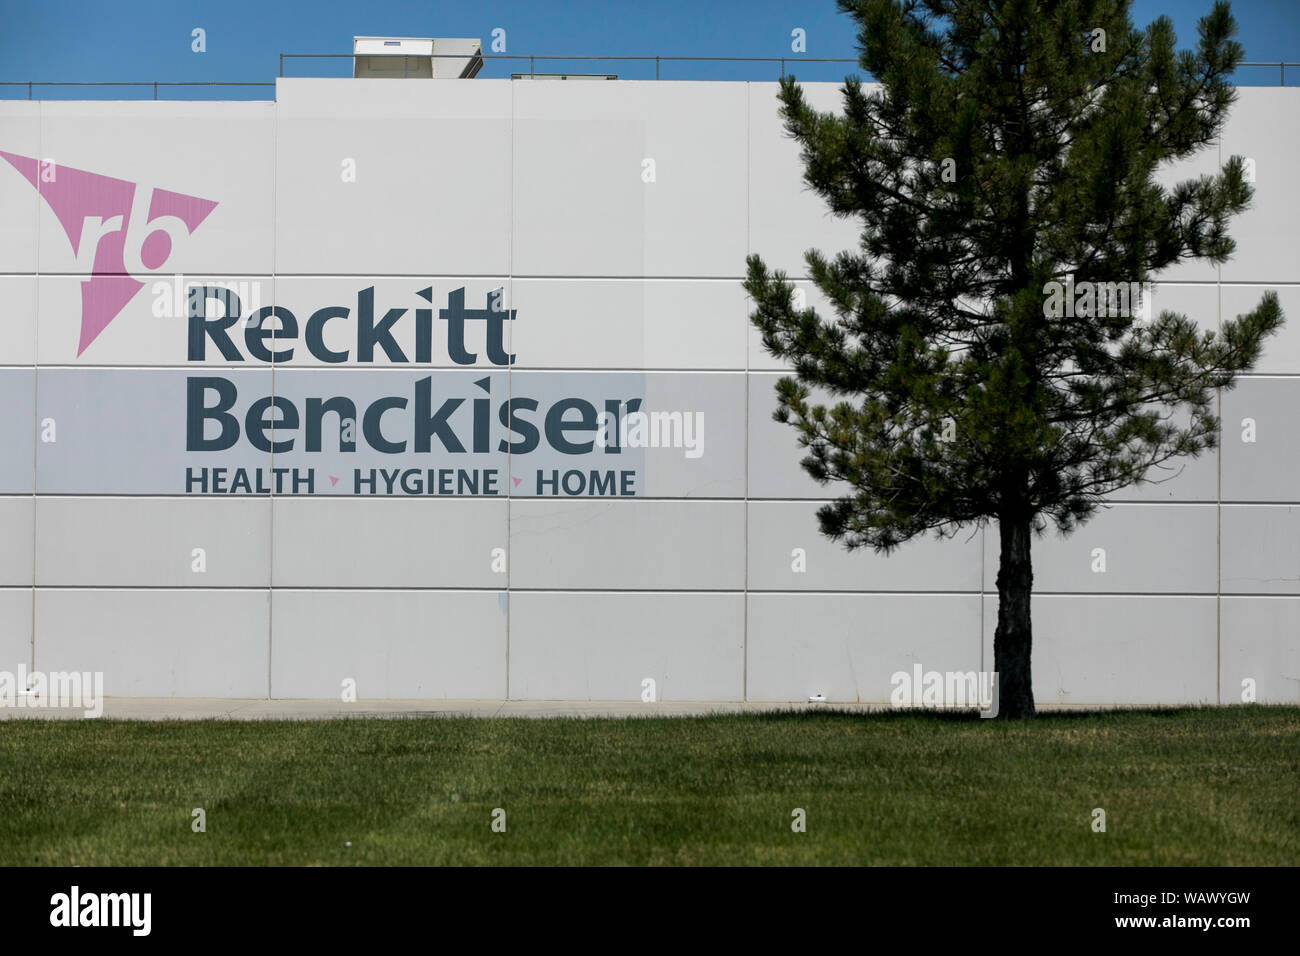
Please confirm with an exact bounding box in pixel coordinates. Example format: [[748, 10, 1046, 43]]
[[352, 37, 485, 79]]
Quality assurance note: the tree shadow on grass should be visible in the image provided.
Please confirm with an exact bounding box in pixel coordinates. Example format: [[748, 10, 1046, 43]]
[[732, 704, 1277, 725]]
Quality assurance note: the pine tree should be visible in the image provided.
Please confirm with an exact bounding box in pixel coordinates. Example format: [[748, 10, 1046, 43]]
[[745, 0, 1283, 719]]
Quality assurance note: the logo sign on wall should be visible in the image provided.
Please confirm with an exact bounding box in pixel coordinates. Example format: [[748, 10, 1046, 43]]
[[4, 152, 715, 497], [1, 151, 216, 354]]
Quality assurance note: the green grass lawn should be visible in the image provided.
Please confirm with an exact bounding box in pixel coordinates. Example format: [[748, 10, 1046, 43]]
[[1, 706, 1296, 865]]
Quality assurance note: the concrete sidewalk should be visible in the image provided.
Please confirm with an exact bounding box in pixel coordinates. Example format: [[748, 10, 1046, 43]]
[[0, 698, 1133, 720], [0, 698, 892, 720]]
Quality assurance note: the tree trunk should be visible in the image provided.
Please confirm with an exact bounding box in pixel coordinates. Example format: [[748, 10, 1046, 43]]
[[993, 511, 1036, 719]]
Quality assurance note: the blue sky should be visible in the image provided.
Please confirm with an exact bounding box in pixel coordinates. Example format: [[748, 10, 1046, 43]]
[[1, 0, 1296, 96]]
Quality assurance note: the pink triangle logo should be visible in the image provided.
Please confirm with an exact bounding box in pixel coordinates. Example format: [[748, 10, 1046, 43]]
[[0, 151, 217, 355]]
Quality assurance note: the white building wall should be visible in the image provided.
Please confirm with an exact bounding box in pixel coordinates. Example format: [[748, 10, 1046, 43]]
[[0, 79, 1295, 703]]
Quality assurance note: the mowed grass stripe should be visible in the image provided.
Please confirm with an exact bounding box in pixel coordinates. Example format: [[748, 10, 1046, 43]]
[[0, 707, 1295, 865]]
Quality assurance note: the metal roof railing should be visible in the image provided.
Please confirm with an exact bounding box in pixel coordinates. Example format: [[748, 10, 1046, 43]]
[[1241, 60, 1297, 84], [2, 56, 1296, 99], [279, 53, 1298, 84], [278, 52, 862, 81], [0, 81, 276, 99]]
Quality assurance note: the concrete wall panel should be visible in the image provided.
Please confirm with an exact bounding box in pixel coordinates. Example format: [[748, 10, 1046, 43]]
[[1220, 504, 1300, 594], [508, 591, 744, 700], [0, 498, 33, 586], [981, 595, 1218, 706], [1220, 597, 1300, 704], [272, 498, 506, 588], [511, 278, 747, 370], [0, 589, 32, 668], [35, 588, 269, 698], [0, 369, 35, 494], [1221, 378, 1300, 501], [0, 276, 37, 366], [1219, 88, 1300, 284], [747, 83, 861, 279], [747, 501, 982, 592], [36, 103, 276, 276], [37, 273, 273, 366], [35, 497, 269, 587], [984, 505, 1219, 594], [510, 499, 745, 590], [270, 589, 507, 699], [0, 103, 42, 274], [747, 593, 981, 702], [513, 82, 748, 277], [275, 81, 511, 276]]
